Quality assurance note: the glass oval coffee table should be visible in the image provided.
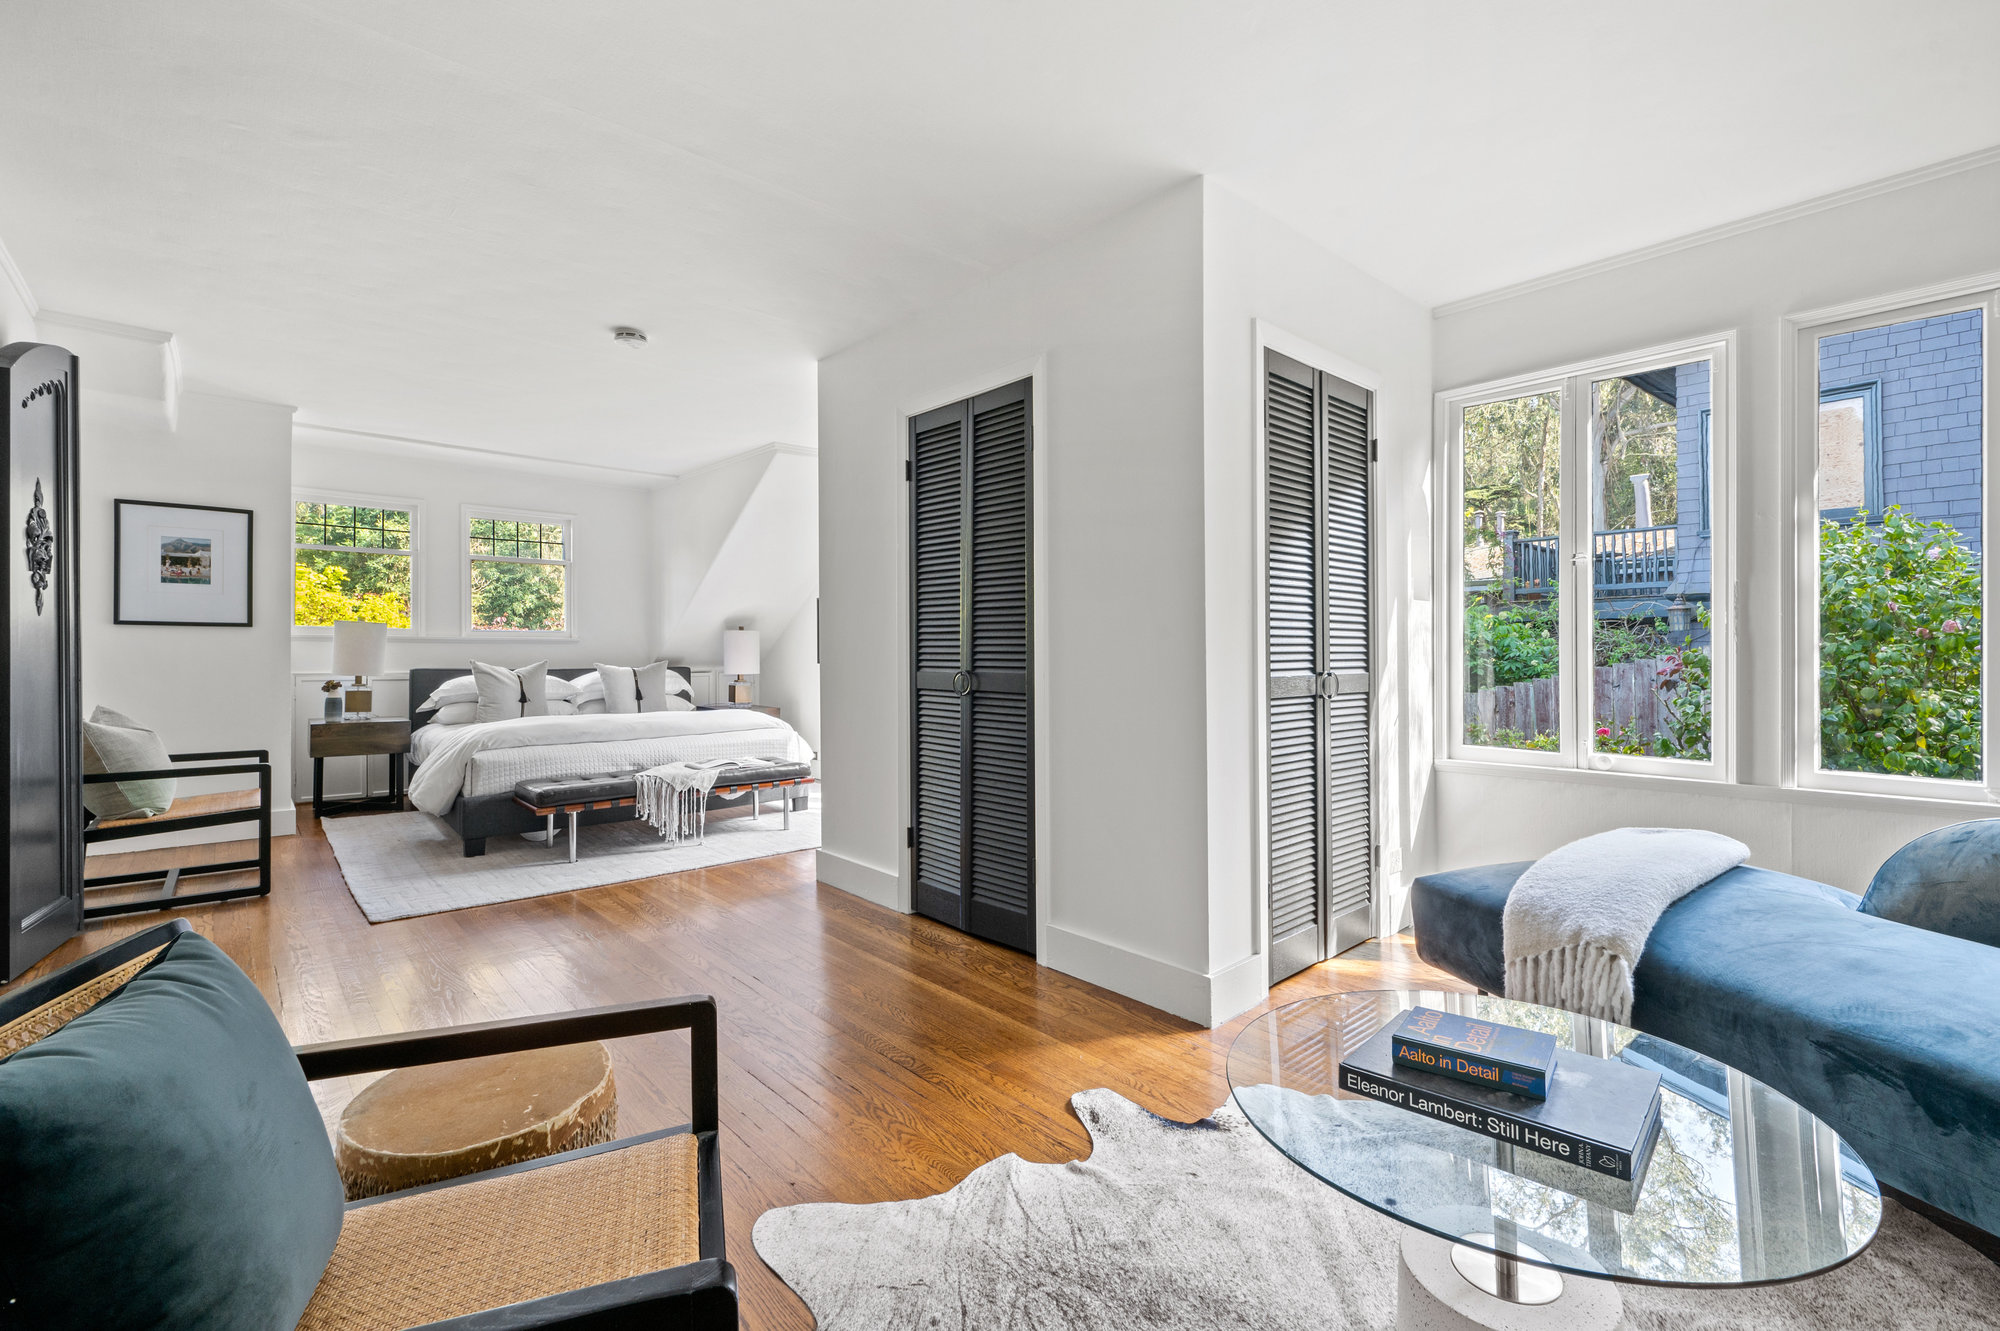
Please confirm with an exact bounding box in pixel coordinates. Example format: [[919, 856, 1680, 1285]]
[[1228, 991, 1881, 1330]]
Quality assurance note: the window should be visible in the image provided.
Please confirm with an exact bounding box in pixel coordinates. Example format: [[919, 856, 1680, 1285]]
[[1804, 301, 1986, 790], [1816, 381, 1882, 522], [1458, 389, 1564, 754], [293, 499, 413, 628], [1443, 337, 1729, 777], [467, 510, 571, 633]]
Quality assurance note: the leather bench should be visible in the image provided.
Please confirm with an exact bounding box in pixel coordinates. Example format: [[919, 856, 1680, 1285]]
[[514, 763, 815, 862], [514, 774, 639, 863], [705, 761, 815, 832]]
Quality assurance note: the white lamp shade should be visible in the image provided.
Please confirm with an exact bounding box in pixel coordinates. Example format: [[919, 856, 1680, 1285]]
[[331, 620, 389, 678], [721, 628, 760, 676]]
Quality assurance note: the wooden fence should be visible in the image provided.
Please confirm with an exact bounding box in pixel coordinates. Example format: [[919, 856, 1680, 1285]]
[[1465, 656, 1676, 747]]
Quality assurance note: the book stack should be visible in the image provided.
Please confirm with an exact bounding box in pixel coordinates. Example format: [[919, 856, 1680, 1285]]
[[1338, 1007, 1663, 1183], [1393, 1006, 1556, 1099]]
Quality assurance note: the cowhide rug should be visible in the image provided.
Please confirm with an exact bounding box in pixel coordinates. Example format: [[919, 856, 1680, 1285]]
[[752, 1089, 2000, 1330]]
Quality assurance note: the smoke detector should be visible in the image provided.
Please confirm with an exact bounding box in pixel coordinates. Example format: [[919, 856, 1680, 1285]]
[[612, 326, 648, 348]]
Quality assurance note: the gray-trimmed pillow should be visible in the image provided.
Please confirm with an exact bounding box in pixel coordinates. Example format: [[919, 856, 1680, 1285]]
[[418, 674, 477, 712], [593, 661, 693, 714], [81, 706, 175, 820], [471, 660, 549, 724]]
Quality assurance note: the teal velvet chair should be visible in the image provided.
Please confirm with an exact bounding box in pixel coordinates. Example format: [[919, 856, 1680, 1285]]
[[0, 920, 737, 1330]]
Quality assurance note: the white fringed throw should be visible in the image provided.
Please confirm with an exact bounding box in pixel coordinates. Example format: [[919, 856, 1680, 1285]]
[[1502, 827, 1749, 1024], [634, 759, 745, 843]]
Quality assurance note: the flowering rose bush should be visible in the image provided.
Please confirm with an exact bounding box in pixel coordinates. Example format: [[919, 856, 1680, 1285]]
[[1818, 507, 1982, 781]]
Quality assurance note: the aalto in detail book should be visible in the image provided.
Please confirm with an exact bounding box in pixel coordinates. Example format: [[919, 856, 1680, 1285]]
[[1390, 1005, 1557, 1100]]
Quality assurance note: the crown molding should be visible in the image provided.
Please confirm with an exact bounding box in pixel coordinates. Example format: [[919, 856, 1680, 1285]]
[[34, 307, 175, 343], [295, 421, 681, 483], [0, 235, 35, 318], [1433, 142, 2000, 320]]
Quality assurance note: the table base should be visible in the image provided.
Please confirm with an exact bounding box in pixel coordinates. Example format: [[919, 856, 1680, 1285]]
[[1396, 1230, 1620, 1331]]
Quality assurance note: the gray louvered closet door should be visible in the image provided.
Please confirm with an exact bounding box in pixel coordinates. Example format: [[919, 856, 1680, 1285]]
[[1265, 351, 1373, 983], [910, 379, 1034, 953]]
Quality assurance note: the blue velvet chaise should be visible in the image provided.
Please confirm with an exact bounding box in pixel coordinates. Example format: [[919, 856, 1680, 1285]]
[[1411, 820, 2000, 1237]]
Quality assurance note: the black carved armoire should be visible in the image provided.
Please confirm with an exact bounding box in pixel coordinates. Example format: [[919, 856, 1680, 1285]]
[[2, 342, 83, 980]]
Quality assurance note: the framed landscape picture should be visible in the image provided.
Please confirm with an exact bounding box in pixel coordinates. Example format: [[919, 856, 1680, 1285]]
[[113, 499, 254, 626]]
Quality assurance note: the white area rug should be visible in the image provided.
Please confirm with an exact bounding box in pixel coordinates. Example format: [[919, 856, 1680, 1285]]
[[752, 1089, 2000, 1330], [321, 803, 820, 922]]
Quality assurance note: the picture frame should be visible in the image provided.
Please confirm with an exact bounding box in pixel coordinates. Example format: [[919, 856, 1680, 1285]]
[[113, 499, 254, 627]]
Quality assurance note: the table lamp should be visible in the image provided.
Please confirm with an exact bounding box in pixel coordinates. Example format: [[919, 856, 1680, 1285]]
[[332, 620, 389, 718], [722, 627, 759, 704]]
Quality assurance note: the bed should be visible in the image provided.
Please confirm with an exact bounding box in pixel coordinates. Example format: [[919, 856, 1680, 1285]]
[[406, 666, 815, 857]]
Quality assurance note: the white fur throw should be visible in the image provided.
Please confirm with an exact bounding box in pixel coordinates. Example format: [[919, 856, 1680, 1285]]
[[1502, 827, 1748, 1024]]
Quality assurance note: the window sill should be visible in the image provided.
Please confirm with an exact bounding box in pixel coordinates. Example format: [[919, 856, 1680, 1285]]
[[292, 630, 580, 644], [1433, 756, 2000, 817]]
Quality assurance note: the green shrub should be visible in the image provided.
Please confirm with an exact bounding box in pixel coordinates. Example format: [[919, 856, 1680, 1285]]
[[1463, 587, 1559, 687], [1818, 508, 1982, 780]]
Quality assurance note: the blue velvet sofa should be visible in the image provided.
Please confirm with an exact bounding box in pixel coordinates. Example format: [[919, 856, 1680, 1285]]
[[1412, 820, 2000, 1236]]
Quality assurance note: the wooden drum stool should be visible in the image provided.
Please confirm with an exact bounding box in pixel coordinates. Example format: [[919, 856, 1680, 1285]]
[[334, 1041, 618, 1200]]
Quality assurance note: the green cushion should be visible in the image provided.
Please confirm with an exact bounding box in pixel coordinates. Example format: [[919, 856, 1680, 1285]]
[[81, 705, 176, 819], [0, 934, 344, 1329]]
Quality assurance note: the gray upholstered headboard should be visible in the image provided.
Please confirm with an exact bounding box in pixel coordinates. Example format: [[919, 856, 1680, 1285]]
[[407, 665, 693, 730]]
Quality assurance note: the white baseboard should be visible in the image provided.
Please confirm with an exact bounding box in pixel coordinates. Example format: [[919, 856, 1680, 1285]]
[[87, 803, 297, 856], [1042, 924, 1266, 1027], [815, 848, 902, 909]]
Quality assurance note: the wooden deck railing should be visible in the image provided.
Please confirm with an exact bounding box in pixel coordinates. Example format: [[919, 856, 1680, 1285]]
[[1507, 526, 1677, 595]]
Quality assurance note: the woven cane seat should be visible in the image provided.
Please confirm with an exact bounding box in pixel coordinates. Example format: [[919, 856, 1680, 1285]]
[[0, 944, 168, 1058], [299, 1129, 700, 1331], [335, 1042, 618, 1200]]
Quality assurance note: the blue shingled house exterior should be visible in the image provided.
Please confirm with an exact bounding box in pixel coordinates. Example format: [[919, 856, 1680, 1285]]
[[1505, 309, 1983, 638]]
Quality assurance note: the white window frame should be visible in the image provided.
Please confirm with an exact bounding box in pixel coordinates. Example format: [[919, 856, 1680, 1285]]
[[1790, 286, 1998, 802], [291, 489, 422, 637], [462, 503, 577, 639], [1436, 333, 1735, 783]]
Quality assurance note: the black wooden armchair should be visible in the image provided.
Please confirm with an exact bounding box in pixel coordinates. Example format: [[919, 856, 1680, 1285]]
[[82, 749, 272, 918], [0, 921, 738, 1329]]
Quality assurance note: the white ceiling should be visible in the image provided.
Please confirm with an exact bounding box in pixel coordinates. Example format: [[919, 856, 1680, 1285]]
[[6, 1, 2000, 472]]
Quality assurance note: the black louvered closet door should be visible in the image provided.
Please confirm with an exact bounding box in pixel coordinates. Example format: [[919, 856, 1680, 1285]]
[[910, 379, 1033, 953], [1265, 351, 1372, 983]]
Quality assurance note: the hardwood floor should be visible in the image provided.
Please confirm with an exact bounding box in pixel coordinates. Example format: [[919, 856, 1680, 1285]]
[[13, 805, 1468, 1329]]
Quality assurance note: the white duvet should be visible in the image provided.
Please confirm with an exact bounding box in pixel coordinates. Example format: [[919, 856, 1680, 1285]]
[[407, 710, 812, 815]]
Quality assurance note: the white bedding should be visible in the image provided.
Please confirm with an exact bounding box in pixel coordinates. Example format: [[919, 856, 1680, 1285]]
[[407, 711, 813, 815]]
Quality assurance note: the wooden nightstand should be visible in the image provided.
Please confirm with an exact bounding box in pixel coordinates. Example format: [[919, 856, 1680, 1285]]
[[310, 718, 412, 818]]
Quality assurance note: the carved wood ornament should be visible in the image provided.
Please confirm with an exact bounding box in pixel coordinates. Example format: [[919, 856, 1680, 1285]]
[[24, 478, 53, 614]]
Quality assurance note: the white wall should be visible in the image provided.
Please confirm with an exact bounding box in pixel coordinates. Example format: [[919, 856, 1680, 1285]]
[[1429, 157, 2000, 890], [819, 179, 1429, 1024], [0, 235, 34, 347], [289, 428, 664, 798], [290, 430, 660, 672], [655, 444, 819, 744], [759, 597, 820, 752], [819, 179, 1211, 1014], [1200, 181, 1435, 981], [85, 389, 299, 843], [657, 449, 772, 643]]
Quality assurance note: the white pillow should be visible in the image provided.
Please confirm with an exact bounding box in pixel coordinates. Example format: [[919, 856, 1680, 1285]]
[[576, 697, 608, 715], [419, 674, 478, 712], [546, 697, 579, 716], [593, 661, 693, 714], [427, 701, 480, 727], [472, 660, 549, 724], [567, 671, 605, 703], [543, 675, 581, 701]]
